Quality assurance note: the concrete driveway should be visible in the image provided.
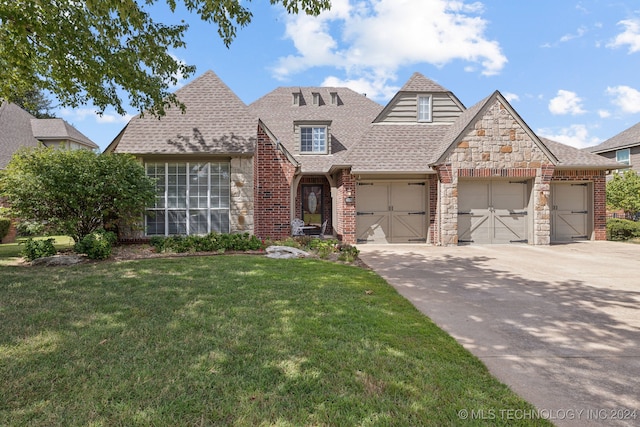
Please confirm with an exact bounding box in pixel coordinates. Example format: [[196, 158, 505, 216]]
[[357, 241, 640, 426]]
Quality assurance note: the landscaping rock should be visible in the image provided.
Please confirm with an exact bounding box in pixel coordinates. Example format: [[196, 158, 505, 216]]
[[265, 246, 310, 259], [31, 254, 86, 266]]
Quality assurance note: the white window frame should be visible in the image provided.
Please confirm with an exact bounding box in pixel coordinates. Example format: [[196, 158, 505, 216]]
[[300, 126, 328, 154], [417, 95, 432, 122], [616, 148, 631, 165], [145, 161, 230, 236]]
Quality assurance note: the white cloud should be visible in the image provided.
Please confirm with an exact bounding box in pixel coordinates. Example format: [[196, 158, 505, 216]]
[[606, 85, 640, 113], [321, 74, 399, 100], [598, 109, 611, 118], [167, 53, 188, 88], [559, 27, 587, 43], [502, 92, 519, 103], [548, 90, 586, 115], [537, 124, 600, 149], [272, 0, 506, 100], [58, 107, 132, 124], [607, 18, 640, 53]]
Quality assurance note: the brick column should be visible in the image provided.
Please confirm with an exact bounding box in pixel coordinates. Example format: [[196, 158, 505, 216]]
[[336, 169, 356, 244]]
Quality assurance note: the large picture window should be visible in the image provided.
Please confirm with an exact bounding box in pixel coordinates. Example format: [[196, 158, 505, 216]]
[[145, 162, 230, 236]]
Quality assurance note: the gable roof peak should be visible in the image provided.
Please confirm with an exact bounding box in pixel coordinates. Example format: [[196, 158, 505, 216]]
[[400, 72, 450, 93]]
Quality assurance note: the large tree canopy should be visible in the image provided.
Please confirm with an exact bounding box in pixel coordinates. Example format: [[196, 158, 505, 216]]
[[0, 148, 156, 243], [0, 0, 330, 116]]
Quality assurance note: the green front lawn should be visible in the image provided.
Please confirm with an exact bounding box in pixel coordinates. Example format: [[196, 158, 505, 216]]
[[0, 256, 550, 426]]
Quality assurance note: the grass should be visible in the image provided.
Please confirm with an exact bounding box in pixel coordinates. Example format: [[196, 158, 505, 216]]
[[0, 256, 551, 426], [0, 235, 74, 260]]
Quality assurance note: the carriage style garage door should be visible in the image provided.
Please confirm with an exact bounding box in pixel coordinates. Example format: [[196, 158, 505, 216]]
[[356, 181, 427, 243], [551, 183, 590, 242], [457, 180, 530, 244]]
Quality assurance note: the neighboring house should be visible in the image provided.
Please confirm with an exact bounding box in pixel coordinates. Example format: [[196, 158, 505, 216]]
[[106, 70, 620, 246], [0, 101, 98, 242], [588, 121, 640, 173]]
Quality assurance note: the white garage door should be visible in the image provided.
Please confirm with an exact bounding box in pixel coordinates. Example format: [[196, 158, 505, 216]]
[[551, 183, 590, 242], [458, 180, 530, 244], [356, 181, 427, 243]]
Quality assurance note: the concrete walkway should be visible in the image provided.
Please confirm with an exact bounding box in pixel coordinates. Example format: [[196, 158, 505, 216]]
[[357, 241, 640, 426]]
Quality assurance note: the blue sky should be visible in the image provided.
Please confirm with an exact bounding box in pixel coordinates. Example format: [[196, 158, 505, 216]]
[[56, 0, 640, 152]]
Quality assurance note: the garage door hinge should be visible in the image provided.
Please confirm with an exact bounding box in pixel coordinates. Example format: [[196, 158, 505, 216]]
[[408, 182, 426, 186], [571, 183, 588, 187], [457, 211, 472, 215], [509, 180, 528, 184], [512, 211, 528, 216], [357, 238, 373, 243], [458, 239, 474, 243], [358, 182, 374, 186], [408, 211, 426, 215], [357, 212, 374, 216], [409, 238, 427, 242], [571, 210, 588, 214], [572, 235, 588, 239], [510, 239, 528, 243]]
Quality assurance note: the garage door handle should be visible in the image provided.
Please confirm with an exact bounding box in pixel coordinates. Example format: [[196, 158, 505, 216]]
[[571, 210, 588, 214], [408, 211, 426, 215], [357, 212, 374, 216]]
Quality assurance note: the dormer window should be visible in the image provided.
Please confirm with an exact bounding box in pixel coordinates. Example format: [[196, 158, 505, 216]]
[[417, 95, 432, 122], [293, 91, 301, 106], [330, 92, 338, 105], [312, 92, 321, 106], [300, 126, 327, 153]]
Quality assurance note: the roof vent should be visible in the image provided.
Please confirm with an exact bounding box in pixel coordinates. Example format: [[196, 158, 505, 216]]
[[292, 91, 301, 106]]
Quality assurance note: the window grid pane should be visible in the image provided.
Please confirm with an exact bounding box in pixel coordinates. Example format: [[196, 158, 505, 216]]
[[301, 127, 326, 153], [146, 161, 230, 236], [418, 96, 431, 122]]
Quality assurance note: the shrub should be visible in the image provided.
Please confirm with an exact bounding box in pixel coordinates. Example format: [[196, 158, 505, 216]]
[[606, 218, 640, 241], [337, 243, 360, 263], [15, 220, 45, 237], [74, 229, 117, 260], [149, 232, 265, 254], [0, 217, 10, 240], [21, 238, 57, 261]]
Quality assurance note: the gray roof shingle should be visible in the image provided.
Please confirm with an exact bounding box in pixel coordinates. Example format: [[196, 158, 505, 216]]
[[109, 70, 257, 155], [31, 118, 98, 149], [0, 102, 39, 168], [541, 137, 622, 168], [587, 121, 640, 153], [400, 72, 451, 93], [249, 87, 383, 173]]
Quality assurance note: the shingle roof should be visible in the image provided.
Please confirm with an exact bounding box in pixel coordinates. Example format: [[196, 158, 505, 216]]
[[541, 138, 622, 168], [0, 102, 40, 168], [400, 72, 451, 93], [587, 121, 640, 153], [31, 118, 98, 149], [108, 70, 257, 155], [346, 124, 450, 173], [249, 87, 383, 173]]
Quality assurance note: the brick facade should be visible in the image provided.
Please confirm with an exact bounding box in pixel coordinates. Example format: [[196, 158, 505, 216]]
[[253, 125, 297, 240], [335, 170, 357, 244]]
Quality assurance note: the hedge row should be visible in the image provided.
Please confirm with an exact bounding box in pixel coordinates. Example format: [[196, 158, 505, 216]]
[[606, 218, 640, 241]]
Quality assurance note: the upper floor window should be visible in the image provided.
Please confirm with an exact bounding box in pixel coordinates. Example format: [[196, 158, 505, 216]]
[[417, 95, 432, 122], [616, 148, 630, 165], [300, 126, 327, 153]]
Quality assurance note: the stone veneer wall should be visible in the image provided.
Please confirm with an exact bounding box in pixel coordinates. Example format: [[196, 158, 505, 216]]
[[254, 125, 297, 240], [230, 157, 254, 234], [436, 100, 554, 246]]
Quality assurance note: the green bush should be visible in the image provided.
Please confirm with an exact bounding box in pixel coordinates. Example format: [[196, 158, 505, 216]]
[[606, 218, 640, 241], [0, 217, 10, 240], [337, 243, 360, 262], [21, 238, 57, 261], [74, 229, 117, 260], [15, 220, 45, 237], [149, 232, 265, 254]]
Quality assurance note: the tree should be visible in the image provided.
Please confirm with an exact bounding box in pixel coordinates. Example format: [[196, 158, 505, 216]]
[[12, 87, 55, 118], [0, 148, 156, 243], [0, 0, 330, 117], [606, 170, 640, 219]]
